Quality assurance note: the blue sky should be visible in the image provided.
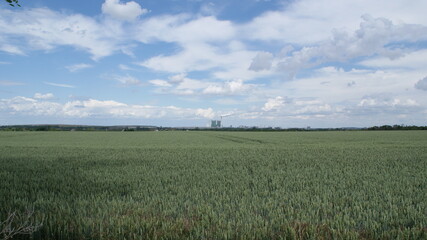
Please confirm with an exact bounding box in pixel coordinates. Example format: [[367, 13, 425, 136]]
[[1, 0, 427, 127]]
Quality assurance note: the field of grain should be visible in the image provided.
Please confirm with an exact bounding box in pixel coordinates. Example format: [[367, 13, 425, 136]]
[[0, 131, 426, 239]]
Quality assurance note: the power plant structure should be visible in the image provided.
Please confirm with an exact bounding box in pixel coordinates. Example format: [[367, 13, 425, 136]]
[[211, 114, 233, 128], [211, 120, 221, 128]]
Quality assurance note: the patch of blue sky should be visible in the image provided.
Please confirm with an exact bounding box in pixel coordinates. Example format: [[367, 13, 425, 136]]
[[214, 0, 286, 22], [26, 0, 106, 16], [384, 41, 427, 50]]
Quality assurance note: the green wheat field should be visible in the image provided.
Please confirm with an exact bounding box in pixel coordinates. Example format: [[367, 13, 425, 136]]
[[1, 131, 426, 239]]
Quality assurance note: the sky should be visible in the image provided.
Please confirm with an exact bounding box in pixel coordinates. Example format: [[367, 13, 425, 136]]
[[0, 0, 426, 128]]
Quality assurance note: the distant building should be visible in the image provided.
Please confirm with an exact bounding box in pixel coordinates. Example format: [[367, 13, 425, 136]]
[[211, 120, 221, 128]]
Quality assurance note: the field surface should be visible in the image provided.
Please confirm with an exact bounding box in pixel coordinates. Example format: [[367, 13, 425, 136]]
[[0, 131, 426, 239]]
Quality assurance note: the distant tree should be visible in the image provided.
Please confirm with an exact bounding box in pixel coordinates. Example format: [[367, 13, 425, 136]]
[[3, 0, 20, 7]]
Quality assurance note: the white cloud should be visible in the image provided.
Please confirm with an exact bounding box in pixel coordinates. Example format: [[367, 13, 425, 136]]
[[0, 96, 62, 116], [276, 15, 427, 75], [134, 1, 427, 80], [113, 75, 142, 86], [414, 77, 427, 91], [169, 73, 187, 83], [249, 51, 273, 72], [149, 75, 258, 96], [202, 79, 255, 95], [175, 77, 209, 90], [149, 79, 172, 87], [139, 43, 223, 73], [150, 73, 209, 95], [195, 108, 215, 119], [243, 0, 427, 44], [0, 44, 25, 55], [102, 0, 148, 22], [34, 93, 54, 100], [0, 80, 24, 86], [65, 63, 93, 72], [115, 75, 141, 86], [135, 15, 235, 44], [139, 43, 271, 83], [360, 49, 427, 70], [295, 104, 332, 114], [0, 96, 216, 120], [353, 96, 421, 117], [214, 98, 241, 105], [118, 64, 132, 70], [278, 66, 423, 104], [262, 96, 285, 111], [0, 8, 124, 59], [44, 82, 75, 88]]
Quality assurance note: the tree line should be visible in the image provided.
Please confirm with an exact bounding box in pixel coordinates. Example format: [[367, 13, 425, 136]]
[[367, 125, 427, 130]]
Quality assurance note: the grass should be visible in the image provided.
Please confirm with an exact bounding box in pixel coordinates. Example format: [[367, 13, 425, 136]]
[[0, 131, 426, 239]]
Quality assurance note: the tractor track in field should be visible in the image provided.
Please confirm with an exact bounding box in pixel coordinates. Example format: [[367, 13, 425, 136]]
[[209, 133, 267, 144]]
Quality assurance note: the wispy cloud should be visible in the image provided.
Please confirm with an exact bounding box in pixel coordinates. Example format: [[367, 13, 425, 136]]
[[0, 8, 124, 60], [43, 82, 75, 88], [0, 44, 25, 55], [118, 64, 133, 71], [0, 80, 24, 86], [113, 74, 142, 86], [65, 63, 93, 72]]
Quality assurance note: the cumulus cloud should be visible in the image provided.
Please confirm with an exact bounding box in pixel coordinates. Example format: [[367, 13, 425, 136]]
[[102, 0, 148, 22], [0, 96, 216, 120], [276, 15, 427, 76], [414, 77, 427, 91], [66, 63, 93, 72], [243, 0, 427, 44], [0, 96, 62, 116], [34, 93, 54, 100], [249, 52, 273, 72], [262, 96, 285, 111]]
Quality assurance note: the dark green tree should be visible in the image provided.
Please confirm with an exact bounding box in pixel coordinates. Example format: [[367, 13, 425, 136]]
[[3, 0, 20, 7]]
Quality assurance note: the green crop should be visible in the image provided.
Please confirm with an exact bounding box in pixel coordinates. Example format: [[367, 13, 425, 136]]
[[0, 131, 426, 239]]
